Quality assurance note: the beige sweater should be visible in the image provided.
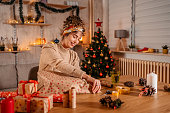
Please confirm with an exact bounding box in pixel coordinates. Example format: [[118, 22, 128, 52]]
[[38, 42, 85, 78]]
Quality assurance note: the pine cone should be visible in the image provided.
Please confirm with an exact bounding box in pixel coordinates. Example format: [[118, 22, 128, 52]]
[[124, 81, 134, 87]]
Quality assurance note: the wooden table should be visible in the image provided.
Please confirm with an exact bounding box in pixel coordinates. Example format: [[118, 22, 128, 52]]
[[49, 75, 170, 113]]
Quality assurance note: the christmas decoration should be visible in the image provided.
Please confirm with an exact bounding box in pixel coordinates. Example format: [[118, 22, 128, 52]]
[[124, 81, 134, 87], [99, 96, 123, 109], [115, 86, 130, 94], [139, 78, 147, 86], [164, 85, 170, 92], [100, 80, 113, 88], [81, 20, 116, 78], [139, 85, 156, 96], [0, 0, 79, 23]]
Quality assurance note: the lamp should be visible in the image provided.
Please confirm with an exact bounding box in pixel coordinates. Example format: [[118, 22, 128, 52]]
[[115, 30, 128, 51]]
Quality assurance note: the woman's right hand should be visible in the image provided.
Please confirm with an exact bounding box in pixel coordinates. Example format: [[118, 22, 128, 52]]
[[82, 73, 101, 94]]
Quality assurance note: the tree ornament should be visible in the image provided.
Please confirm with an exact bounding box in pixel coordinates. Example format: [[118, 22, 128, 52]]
[[104, 44, 107, 47], [85, 54, 88, 57], [106, 65, 109, 68], [105, 56, 108, 60], [88, 60, 91, 64], [96, 40, 99, 43], [93, 54, 96, 58], [109, 50, 111, 54], [101, 41, 103, 43], [95, 18, 103, 27], [98, 46, 100, 50], [84, 65, 87, 68], [111, 59, 113, 62], [93, 64, 96, 68], [91, 39, 95, 42], [110, 56, 113, 58], [90, 47, 93, 51], [100, 72, 103, 76], [100, 52, 104, 57]]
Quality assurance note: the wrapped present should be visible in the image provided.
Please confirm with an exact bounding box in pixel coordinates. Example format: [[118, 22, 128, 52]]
[[14, 93, 53, 113], [18, 80, 38, 95], [53, 94, 63, 103], [0, 91, 17, 98], [115, 86, 130, 94]]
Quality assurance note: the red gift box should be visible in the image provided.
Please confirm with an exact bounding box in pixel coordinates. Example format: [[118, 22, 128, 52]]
[[53, 94, 63, 103], [0, 91, 17, 98]]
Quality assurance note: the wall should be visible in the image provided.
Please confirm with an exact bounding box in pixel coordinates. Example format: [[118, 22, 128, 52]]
[[0, 0, 89, 89], [108, 0, 131, 50]]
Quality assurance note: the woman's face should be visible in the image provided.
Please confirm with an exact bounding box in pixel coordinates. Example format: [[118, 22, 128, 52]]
[[62, 31, 82, 48]]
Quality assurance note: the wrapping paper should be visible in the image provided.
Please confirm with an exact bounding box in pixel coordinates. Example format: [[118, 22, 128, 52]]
[[14, 94, 53, 113], [147, 72, 157, 93], [0, 91, 17, 98], [18, 80, 38, 95], [115, 86, 130, 94], [53, 94, 63, 103]]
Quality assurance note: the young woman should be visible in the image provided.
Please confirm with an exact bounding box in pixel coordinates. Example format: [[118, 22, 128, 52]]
[[38, 15, 101, 94]]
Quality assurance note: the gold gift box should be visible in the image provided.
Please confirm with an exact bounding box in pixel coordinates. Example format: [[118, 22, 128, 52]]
[[115, 86, 130, 94], [14, 94, 53, 113]]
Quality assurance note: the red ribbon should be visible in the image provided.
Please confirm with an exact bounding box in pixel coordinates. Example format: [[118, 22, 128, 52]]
[[19, 80, 38, 95], [22, 92, 51, 113]]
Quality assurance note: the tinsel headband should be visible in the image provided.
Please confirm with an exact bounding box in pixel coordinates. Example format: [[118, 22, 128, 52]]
[[62, 15, 85, 36], [62, 26, 84, 36]]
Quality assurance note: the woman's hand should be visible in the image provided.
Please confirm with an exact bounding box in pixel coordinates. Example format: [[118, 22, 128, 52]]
[[82, 73, 101, 94]]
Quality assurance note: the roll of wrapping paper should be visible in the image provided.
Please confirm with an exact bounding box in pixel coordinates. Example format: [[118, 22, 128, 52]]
[[69, 87, 76, 108], [63, 91, 69, 108], [116, 86, 130, 94]]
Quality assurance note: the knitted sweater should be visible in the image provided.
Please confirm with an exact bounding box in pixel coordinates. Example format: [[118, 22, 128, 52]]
[[38, 42, 85, 78]]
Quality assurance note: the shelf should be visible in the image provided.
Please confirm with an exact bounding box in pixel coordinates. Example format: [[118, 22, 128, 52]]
[[110, 48, 170, 57], [3, 22, 51, 26], [15, 1, 86, 10], [29, 44, 44, 47], [0, 50, 29, 53]]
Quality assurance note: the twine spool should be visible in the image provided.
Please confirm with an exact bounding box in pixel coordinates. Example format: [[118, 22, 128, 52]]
[[63, 91, 69, 108], [69, 87, 76, 108]]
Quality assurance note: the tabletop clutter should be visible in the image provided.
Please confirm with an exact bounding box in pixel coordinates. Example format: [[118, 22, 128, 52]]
[[1, 72, 169, 112]]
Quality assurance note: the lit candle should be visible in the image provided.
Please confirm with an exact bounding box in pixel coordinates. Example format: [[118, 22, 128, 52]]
[[8, 49, 11, 52], [112, 91, 119, 98]]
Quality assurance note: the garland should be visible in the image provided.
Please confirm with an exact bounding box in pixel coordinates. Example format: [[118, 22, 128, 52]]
[[34, 2, 79, 22], [0, 0, 80, 23], [0, 0, 15, 5], [19, 0, 24, 23]]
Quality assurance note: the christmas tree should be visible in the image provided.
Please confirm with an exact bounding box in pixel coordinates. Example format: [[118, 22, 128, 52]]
[[81, 19, 116, 78]]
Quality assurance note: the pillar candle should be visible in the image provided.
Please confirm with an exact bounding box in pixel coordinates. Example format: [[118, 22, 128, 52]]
[[147, 72, 157, 93]]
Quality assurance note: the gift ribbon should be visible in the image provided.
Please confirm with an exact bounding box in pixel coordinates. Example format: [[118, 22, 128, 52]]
[[19, 80, 38, 95], [23, 92, 50, 113]]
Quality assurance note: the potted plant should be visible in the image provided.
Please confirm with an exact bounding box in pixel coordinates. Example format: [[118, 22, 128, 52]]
[[0, 37, 5, 51], [162, 45, 168, 54], [128, 43, 135, 51]]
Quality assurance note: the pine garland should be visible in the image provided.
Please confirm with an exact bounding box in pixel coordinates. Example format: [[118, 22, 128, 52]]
[[34, 2, 80, 22], [0, 0, 15, 5], [19, 0, 24, 24]]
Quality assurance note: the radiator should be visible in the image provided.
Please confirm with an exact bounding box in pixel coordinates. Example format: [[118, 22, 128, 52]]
[[119, 58, 170, 83]]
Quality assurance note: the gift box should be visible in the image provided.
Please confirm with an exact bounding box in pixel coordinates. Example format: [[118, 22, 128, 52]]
[[0, 91, 17, 98], [14, 93, 53, 113], [18, 80, 38, 95], [53, 94, 63, 103], [115, 86, 130, 94]]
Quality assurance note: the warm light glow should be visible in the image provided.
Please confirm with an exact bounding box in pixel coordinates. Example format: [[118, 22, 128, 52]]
[[112, 91, 119, 98], [8, 49, 11, 51]]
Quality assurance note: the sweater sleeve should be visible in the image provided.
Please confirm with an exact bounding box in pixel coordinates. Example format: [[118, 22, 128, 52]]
[[39, 44, 85, 78]]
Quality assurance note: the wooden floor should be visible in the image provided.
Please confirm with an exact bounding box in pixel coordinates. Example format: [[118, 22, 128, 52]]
[[50, 75, 170, 113]]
